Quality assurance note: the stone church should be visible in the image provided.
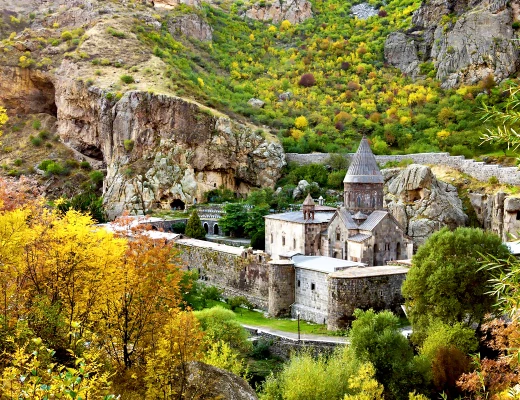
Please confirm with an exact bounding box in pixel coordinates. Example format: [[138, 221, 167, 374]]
[[265, 137, 413, 266]]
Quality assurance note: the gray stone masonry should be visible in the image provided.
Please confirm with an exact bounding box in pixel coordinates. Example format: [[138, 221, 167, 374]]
[[287, 153, 520, 185]]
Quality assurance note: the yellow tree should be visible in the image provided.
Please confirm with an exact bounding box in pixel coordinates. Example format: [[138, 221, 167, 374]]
[[97, 233, 183, 369], [145, 309, 204, 399]]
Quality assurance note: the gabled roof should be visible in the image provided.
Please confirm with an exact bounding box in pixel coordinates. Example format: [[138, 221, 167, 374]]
[[337, 208, 358, 229], [265, 211, 334, 224], [358, 210, 388, 231], [344, 137, 384, 184]]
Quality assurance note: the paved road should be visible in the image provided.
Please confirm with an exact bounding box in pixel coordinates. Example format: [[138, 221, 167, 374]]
[[242, 324, 349, 344]]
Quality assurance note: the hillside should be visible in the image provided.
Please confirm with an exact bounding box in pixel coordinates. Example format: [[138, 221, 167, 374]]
[[0, 0, 518, 215]]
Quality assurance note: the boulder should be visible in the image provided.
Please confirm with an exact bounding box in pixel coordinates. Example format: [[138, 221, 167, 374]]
[[184, 361, 258, 400], [248, 98, 265, 108], [384, 164, 468, 245], [293, 179, 310, 199], [351, 3, 378, 19], [278, 91, 292, 101]]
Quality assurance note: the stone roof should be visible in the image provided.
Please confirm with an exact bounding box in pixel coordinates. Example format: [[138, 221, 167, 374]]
[[292, 255, 365, 273], [330, 265, 409, 278], [265, 211, 335, 224], [353, 211, 368, 220], [337, 208, 358, 229], [348, 233, 372, 243], [344, 137, 384, 184], [303, 193, 315, 206], [358, 210, 388, 231]]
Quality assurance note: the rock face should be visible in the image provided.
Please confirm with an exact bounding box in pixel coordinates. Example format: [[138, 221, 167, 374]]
[[384, 0, 520, 87], [245, 0, 313, 24], [167, 13, 213, 41], [384, 164, 468, 245], [0, 66, 56, 116], [469, 192, 520, 241], [184, 361, 258, 400], [54, 70, 285, 218], [351, 3, 378, 20], [150, 0, 201, 9]]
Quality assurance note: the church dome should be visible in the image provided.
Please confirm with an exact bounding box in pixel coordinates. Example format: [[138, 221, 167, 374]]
[[344, 137, 384, 184]]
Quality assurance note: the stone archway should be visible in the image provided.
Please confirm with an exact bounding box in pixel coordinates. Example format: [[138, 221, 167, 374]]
[[213, 224, 219, 235], [203, 223, 209, 233]]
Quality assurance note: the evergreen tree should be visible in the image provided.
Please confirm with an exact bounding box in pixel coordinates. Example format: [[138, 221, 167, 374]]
[[185, 210, 206, 239]]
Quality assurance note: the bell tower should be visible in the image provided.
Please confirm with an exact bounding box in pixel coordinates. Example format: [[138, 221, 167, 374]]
[[344, 137, 384, 213]]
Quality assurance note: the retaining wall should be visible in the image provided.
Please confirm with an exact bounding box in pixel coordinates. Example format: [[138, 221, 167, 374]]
[[286, 153, 520, 186]]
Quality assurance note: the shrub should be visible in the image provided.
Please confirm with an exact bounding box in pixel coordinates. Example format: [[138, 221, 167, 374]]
[[226, 295, 253, 311], [120, 74, 135, 84], [488, 175, 499, 185], [106, 27, 125, 38], [299, 73, 316, 87], [89, 170, 104, 185], [38, 130, 49, 139], [38, 159, 53, 171], [378, 9, 388, 17], [32, 119, 41, 130], [340, 61, 351, 70], [45, 161, 67, 176], [13, 158, 23, 166], [80, 161, 92, 170], [513, 21, 520, 30], [123, 139, 134, 151], [171, 222, 186, 234], [61, 31, 73, 40], [30, 136, 42, 146], [65, 159, 79, 169]]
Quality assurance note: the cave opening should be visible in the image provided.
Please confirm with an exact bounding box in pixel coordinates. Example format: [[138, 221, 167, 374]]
[[80, 144, 104, 161], [170, 199, 185, 210]]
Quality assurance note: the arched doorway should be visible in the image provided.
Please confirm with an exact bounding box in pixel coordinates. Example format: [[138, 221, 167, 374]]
[[396, 242, 401, 259], [203, 223, 209, 233], [170, 199, 185, 210], [213, 224, 219, 235]]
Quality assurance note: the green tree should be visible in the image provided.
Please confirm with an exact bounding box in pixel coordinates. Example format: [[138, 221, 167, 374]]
[[185, 209, 206, 239], [402, 227, 510, 344], [348, 309, 431, 400], [218, 203, 247, 237], [244, 204, 269, 250]]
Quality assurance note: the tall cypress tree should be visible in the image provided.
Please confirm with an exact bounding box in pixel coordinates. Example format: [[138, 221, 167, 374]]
[[185, 210, 206, 240]]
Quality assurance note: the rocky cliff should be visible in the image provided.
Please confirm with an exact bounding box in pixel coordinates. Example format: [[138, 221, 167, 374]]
[[383, 164, 468, 245], [469, 191, 520, 241], [384, 0, 520, 87], [0, 1, 286, 218]]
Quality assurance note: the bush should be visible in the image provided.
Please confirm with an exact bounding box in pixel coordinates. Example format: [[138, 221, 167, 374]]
[[171, 222, 186, 234], [79, 161, 92, 170], [38, 130, 49, 139], [32, 119, 41, 130], [65, 159, 79, 169], [13, 158, 23, 166], [46, 161, 67, 176], [89, 170, 104, 185], [513, 21, 520, 30], [30, 136, 42, 146], [120, 75, 135, 84], [61, 31, 73, 40], [226, 295, 253, 311], [106, 27, 125, 38], [488, 175, 499, 185], [299, 73, 316, 87], [123, 139, 134, 151]]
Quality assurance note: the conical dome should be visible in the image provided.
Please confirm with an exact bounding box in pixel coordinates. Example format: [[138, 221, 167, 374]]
[[303, 193, 315, 206], [344, 137, 384, 184]]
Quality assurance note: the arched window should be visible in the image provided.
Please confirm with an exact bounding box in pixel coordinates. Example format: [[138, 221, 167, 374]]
[[203, 223, 209, 233], [270, 233, 273, 243], [396, 242, 401, 259], [293, 238, 296, 249], [213, 224, 219, 235], [373, 243, 378, 266], [282, 236, 286, 246], [357, 195, 361, 207]]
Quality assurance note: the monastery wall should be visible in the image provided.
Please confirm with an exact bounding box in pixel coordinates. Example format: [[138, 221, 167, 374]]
[[287, 153, 520, 186], [293, 268, 329, 324], [175, 239, 270, 310]]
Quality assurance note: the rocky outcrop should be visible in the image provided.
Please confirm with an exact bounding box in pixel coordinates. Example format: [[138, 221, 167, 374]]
[[149, 0, 201, 9], [384, 0, 520, 87], [167, 13, 213, 41], [54, 71, 285, 218], [184, 361, 258, 400], [0, 66, 56, 116], [469, 192, 520, 241], [245, 0, 313, 24], [351, 3, 378, 20], [384, 164, 468, 245]]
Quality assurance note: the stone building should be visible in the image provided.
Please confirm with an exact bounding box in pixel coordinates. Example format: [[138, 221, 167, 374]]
[[265, 137, 414, 265]]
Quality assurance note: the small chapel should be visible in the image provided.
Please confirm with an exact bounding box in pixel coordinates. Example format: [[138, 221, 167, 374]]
[[265, 137, 414, 266]]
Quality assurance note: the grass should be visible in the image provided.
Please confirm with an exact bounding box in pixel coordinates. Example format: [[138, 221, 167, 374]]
[[206, 300, 330, 335]]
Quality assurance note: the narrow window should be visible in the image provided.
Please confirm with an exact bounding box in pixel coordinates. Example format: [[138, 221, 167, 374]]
[[282, 236, 285, 246], [270, 233, 273, 243], [293, 238, 296, 249], [336, 231, 340, 241], [297, 280, 301, 288], [311, 283, 316, 291], [516, 211, 520, 221]]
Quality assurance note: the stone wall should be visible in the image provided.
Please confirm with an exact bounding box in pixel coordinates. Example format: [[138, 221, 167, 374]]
[[293, 269, 329, 324], [176, 242, 270, 310], [244, 327, 342, 361], [287, 153, 520, 185], [327, 272, 407, 330]]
